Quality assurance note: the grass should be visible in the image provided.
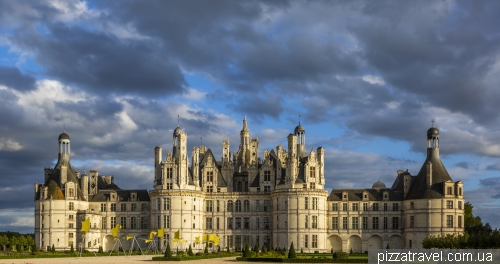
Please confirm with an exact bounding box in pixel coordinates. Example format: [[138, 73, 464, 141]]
[[0, 250, 158, 259]]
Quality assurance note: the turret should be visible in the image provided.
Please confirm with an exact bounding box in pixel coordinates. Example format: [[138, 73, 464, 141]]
[[294, 122, 306, 158], [155, 146, 162, 181], [240, 116, 250, 146]]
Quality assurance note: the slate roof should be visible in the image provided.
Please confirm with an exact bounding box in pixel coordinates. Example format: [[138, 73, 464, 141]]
[[327, 188, 404, 201], [88, 189, 150, 202], [199, 148, 227, 187]]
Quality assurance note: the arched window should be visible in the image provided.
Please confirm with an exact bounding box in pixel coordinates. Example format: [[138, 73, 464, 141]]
[[235, 200, 242, 212], [243, 200, 250, 212], [227, 200, 233, 212]]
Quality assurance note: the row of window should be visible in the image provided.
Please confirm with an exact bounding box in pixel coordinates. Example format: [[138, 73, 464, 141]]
[[100, 203, 148, 212], [331, 216, 400, 230], [408, 215, 462, 228], [100, 216, 148, 230], [227, 217, 271, 230], [331, 202, 399, 212], [409, 200, 463, 210]]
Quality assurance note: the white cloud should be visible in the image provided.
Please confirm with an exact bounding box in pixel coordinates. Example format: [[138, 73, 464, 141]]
[[362, 75, 385, 85], [183, 88, 207, 100], [0, 138, 23, 151]]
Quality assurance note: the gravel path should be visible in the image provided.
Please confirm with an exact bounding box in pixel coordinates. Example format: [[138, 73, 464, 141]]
[[0, 256, 247, 264]]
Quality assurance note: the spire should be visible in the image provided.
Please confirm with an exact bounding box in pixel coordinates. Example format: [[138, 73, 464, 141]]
[[177, 115, 180, 127], [243, 115, 248, 130]]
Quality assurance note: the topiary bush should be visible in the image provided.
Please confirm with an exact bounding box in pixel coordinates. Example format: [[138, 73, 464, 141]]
[[288, 242, 297, 259], [164, 243, 172, 258], [333, 251, 349, 259]]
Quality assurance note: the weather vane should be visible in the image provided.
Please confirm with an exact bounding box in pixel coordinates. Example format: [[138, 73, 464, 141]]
[[431, 120, 435, 127]]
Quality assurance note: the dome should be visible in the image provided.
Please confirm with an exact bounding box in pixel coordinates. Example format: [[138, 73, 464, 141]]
[[372, 180, 386, 189], [173, 126, 184, 136], [427, 127, 439, 139], [58, 132, 70, 140], [294, 124, 305, 134]]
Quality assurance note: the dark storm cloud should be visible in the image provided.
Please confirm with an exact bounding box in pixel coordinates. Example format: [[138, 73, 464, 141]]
[[455, 161, 470, 169], [0, 66, 36, 91], [229, 93, 284, 121]]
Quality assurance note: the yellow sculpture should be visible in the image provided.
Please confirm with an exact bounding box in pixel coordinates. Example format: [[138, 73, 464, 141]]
[[80, 218, 90, 232]]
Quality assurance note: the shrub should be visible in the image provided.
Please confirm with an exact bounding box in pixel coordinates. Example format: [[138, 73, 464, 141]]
[[333, 251, 349, 259], [98, 246, 103, 254], [204, 243, 209, 254], [51, 244, 55, 253], [188, 244, 194, 256], [69, 243, 74, 253], [164, 243, 172, 257], [288, 242, 297, 259]]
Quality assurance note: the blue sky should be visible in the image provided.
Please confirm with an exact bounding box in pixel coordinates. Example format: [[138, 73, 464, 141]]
[[1, 0, 500, 233]]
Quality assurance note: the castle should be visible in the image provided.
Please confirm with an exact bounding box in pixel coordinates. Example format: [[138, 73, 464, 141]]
[[34, 117, 464, 252]]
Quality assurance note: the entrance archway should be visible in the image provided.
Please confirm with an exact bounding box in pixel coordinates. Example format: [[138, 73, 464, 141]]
[[368, 235, 383, 250], [327, 235, 342, 252], [348, 235, 361, 253]]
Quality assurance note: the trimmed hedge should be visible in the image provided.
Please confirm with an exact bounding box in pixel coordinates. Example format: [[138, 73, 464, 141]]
[[237, 257, 368, 263], [333, 252, 349, 259], [153, 253, 240, 261]]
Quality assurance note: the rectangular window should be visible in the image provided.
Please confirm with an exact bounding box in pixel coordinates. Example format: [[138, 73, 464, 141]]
[[305, 215, 308, 228], [167, 183, 173, 189], [332, 203, 338, 211], [101, 203, 107, 212], [157, 198, 161, 210], [235, 218, 241, 229], [244, 218, 250, 229], [373, 203, 379, 211], [384, 203, 388, 211], [458, 216, 462, 228], [447, 187, 453, 195], [69, 215, 74, 220], [69, 202, 74, 210], [69, 223, 74, 228], [392, 217, 399, 229], [447, 215, 453, 227], [312, 235, 318, 248], [372, 217, 379, 229], [264, 170, 271, 181], [392, 203, 399, 211], [166, 167, 173, 179], [244, 200, 250, 212], [216, 217, 220, 229], [131, 203, 137, 212], [458, 201, 462, 210], [310, 182, 315, 189], [141, 203, 148, 211], [383, 217, 388, 229], [342, 217, 348, 229], [343, 203, 348, 211], [410, 216, 414, 228], [304, 197, 309, 209], [363, 203, 368, 211], [264, 200, 271, 212], [206, 200, 213, 212], [310, 166, 316, 178], [164, 215, 170, 228], [216, 200, 220, 212], [312, 197, 318, 210], [121, 203, 127, 212], [332, 217, 338, 229], [120, 216, 127, 229], [352, 217, 359, 229], [164, 198, 170, 210], [447, 200, 453, 209], [312, 216, 318, 228], [206, 217, 213, 229], [256, 217, 260, 229], [101, 217, 107, 229], [304, 235, 308, 248], [352, 203, 359, 211], [256, 200, 260, 212], [141, 217, 148, 229], [207, 171, 214, 182], [111, 216, 116, 228], [228, 217, 233, 229], [264, 217, 270, 229], [410, 202, 414, 209], [111, 203, 116, 212], [207, 186, 213, 192], [131, 217, 137, 229], [362, 217, 368, 230], [69, 188, 74, 197]]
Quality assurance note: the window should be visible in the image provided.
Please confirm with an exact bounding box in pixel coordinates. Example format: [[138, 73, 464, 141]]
[[447, 187, 453, 195], [459, 187, 462, 196], [257, 188, 260, 192], [69, 202, 74, 210], [383, 217, 388, 229], [255, 200, 260, 212], [102, 217, 107, 229], [312, 235, 318, 248], [332, 203, 338, 211], [141, 217, 148, 229], [312, 216, 318, 228], [121, 203, 127, 211], [310, 182, 315, 189], [264, 217, 270, 229], [121, 217, 127, 229], [69, 188, 74, 197], [447, 215, 453, 227], [244, 218, 250, 229], [166, 167, 173, 179], [217, 188, 221, 192], [235, 218, 241, 229], [392, 217, 399, 229], [343, 203, 348, 211], [304, 197, 309, 209], [68, 233, 73, 238], [244, 200, 250, 212], [363, 203, 368, 211], [332, 217, 338, 229], [207, 171, 214, 182], [342, 217, 348, 229], [216, 200, 220, 212], [447, 201, 453, 209], [167, 183, 173, 189], [312, 197, 318, 210], [111, 217, 116, 228], [111, 203, 116, 212], [410, 216, 414, 228], [207, 186, 213, 192], [131, 203, 137, 212], [305, 215, 309, 228], [362, 217, 368, 230], [384, 203, 388, 211], [236, 200, 242, 212], [372, 217, 379, 229], [227, 200, 233, 212], [373, 203, 379, 211], [264, 186, 271, 193], [206, 200, 213, 212], [310, 167, 315, 178], [69, 215, 74, 220], [352, 203, 359, 211], [352, 217, 359, 229], [164, 215, 170, 228], [101, 203, 107, 212], [264, 170, 271, 181], [392, 203, 399, 211], [304, 235, 308, 248], [141, 203, 148, 211], [458, 201, 462, 210], [157, 198, 161, 210], [264, 200, 271, 212], [69, 223, 74, 228], [216, 217, 220, 229], [228, 218, 233, 229], [410, 202, 414, 209], [458, 216, 462, 228], [131, 217, 137, 229], [164, 198, 170, 210], [256, 217, 260, 229], [206, 217, 213, 229]]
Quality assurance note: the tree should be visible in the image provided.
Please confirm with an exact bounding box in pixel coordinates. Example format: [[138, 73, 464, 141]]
[[187, 244, 194, 256], [204, 242, 209, 254], [0, 235, 8, 251], [242, 243, 251, 258], [51, 244, 55, 253], [26, 236, 35, 252], [164, 243, 172, 257], [10, 236, 18, 251], [288, 242, 297, 259], [70, 243, 74, 253], [253, 242, 259, 253]]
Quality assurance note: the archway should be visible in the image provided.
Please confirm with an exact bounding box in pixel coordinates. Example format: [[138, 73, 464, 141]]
[[103, 235, 114, 252], [327, 235, 342, 252], [368, 235, 383, 250], [388, 235, 403, 249], [348, 235, 361, 253]]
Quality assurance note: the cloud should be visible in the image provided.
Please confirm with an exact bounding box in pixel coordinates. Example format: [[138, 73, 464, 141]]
[[362, 75, 385, 85], [0, 66, 36, 91]]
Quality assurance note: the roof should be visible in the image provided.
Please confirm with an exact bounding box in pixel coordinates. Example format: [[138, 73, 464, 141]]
[[327, 188, 404, 201], [88, 189, 150, 202], [58, 132, 70, 140], [199, 148, 227, 187]]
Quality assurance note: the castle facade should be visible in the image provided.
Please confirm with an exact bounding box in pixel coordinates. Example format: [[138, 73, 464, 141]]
[[34, 118, 464, 252]]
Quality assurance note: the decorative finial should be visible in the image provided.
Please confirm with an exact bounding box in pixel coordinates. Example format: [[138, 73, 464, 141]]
[[177, 115, 180, 127], [431, 120, 435, 127], [299, 114, 301, 125], [63, 124, 65, 133], [244, 115, 246, 121]]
